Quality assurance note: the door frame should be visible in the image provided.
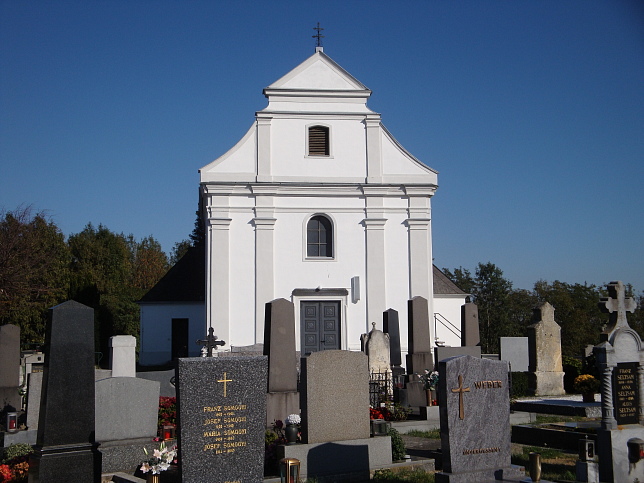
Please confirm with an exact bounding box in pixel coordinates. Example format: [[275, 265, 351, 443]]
[[292, 288, 348, 353]]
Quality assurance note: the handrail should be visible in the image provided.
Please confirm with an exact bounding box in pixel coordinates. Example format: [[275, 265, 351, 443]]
[[434, 313, 461, 340]]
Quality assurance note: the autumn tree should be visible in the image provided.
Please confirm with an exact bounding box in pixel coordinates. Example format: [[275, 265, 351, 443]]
[[68, 224, 168, 359], [0, 206, 70, 346]]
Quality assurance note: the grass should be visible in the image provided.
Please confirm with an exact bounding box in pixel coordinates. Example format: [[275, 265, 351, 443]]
[[403, 419, 580, 482], [373, 468, 435, 482], [511, 445, 577, 482], [404, 429, 440, 439], [533, 414, 590, 425]]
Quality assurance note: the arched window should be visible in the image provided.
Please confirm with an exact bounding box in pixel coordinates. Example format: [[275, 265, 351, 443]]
[[308, 125, 330, 156], [307, 215, 333, 258]]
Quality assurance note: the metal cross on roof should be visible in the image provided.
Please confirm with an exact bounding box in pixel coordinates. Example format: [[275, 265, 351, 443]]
[[196, 327, 226, 357], [312, 22, 325, 47], [598, 280, 636, 335]]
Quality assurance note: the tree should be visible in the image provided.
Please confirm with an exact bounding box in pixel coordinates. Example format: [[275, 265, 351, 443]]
[[170, 239, 192, 265], [533, 280, 607, 358], [441, 266, 475, 294], [474, 262, 515, 353], [0, 206, 69, 346], [67, 225, 169, 358], [130, 235, 169, 294]]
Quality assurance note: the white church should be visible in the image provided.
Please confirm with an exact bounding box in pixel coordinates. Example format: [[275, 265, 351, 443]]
[[139, 47, 467, 366]]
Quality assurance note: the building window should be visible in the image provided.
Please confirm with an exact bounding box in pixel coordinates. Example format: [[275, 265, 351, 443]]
[[307, 215, 333, 258], [308, 125, 329, 156]]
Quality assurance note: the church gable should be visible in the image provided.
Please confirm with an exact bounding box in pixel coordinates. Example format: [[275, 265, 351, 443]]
[[199, 49, 438, 185], [266, 51, 368, 92]]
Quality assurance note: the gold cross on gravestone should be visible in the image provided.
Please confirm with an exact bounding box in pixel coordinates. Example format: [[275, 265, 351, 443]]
[[598, 281, 636, 335], [218, 372, 232, 397], [451, 374, 470, 420]]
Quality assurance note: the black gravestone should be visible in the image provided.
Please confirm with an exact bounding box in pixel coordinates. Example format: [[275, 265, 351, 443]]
[[28, 300, 101, 483], [176, 356, 267, 483], [383, 308, 402, 369]]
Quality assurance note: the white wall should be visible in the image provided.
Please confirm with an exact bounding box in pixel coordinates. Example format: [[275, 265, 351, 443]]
[[433, 295, 466, 348], [139, 303, 205, 366]]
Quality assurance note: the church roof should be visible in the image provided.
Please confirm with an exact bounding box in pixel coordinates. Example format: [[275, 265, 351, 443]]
[[138, 245, 205, 303], [433, 266, 468, 295], [140, 247, 465, 303]]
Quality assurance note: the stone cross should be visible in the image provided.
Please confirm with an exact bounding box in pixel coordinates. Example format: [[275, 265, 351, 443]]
[[196, 327, 226, 357], [598, 280, 637, 333]]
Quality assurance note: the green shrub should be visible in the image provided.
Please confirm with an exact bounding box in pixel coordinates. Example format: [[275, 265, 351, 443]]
[[388, 427, 406, 461], [510, 372, 529, 398], [1, 443, 33, 464]]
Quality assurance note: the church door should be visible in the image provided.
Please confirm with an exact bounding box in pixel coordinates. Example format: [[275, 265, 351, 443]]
[[300, 301, 340, 354]]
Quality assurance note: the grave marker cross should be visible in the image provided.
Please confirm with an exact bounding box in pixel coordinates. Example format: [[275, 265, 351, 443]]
[[451, 374, 470, 420], [598, 280, 636, 333], [196, 327, 226, 357]]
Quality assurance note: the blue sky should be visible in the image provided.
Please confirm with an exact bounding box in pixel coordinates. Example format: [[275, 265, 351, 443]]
[[1, 1, 642, 292]]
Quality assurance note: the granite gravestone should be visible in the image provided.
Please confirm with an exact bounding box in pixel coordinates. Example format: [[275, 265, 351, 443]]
[[500, 337, 529, 373], [527, 302, 565, 396], [383, 308, 404, 377], [263, 298, 299, 425], [96, 332, 161, 473], [300, 350, 371, 444], [283, 350, 391, 481], [593, 281, 644, 483], [28, 300, 100, 483], [0, 324, 21, 412], [436, 355, 523, 482], [176, 356, 267, 483], [406, 296, 433, 374], [460, 303, 480, 347]]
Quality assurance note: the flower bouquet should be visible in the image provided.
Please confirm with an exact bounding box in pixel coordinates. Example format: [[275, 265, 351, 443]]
[[285, 414, 301, 426], [141, 441, 177, 475], [420, 370, 439, 390]]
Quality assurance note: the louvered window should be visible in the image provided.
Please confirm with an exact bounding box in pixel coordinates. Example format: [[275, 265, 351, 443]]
[[307, 215, 333, 258], [308, 125, 329, 156]]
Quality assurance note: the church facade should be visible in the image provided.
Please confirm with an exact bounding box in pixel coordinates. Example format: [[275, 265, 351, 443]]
[[139, 48, 466, 366]]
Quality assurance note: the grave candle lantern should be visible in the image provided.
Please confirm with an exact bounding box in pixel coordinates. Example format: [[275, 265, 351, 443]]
[[163, 425, 175, 441], [6, 412, 18, 433], [279, 457, 300, 483]]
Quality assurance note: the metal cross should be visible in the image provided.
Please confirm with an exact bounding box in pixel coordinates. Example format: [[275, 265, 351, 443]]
[[196, 327, 226, 357], [217, 372, 232, 397], [598, 281, 636, 334], [451, 374, 470, 420], [312, 22, 325, 47]]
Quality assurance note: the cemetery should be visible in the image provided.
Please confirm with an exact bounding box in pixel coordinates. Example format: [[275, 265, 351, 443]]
[[0, 281, 641, 482]]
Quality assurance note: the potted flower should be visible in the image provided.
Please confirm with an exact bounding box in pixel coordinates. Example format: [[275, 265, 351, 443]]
[[420, 370, 439, 406], [284, 414, 301, 445], [141, 441, 177, 483], [574, 374, 600, 402]]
